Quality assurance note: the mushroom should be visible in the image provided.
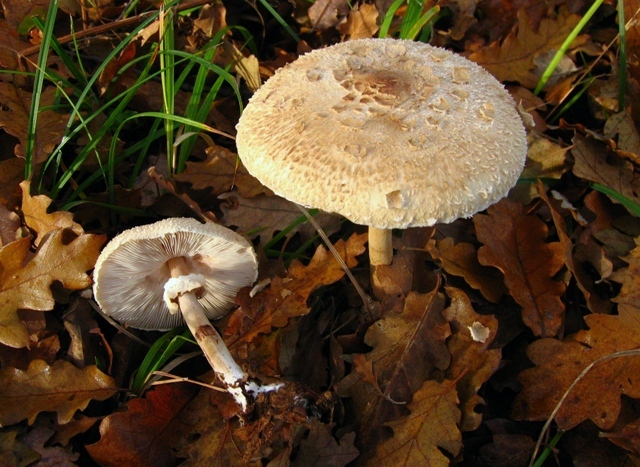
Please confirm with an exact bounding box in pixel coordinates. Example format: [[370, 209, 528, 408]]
[[92, 217, 258, 409], [235, 38, 527, 295]]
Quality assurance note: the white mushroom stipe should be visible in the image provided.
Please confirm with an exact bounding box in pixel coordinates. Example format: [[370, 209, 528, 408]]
[[236, 38, 528, 279], [163, 273, 207, 314]]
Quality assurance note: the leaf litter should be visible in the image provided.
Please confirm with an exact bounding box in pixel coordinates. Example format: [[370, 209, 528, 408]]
[[0, 1, 639, 465]]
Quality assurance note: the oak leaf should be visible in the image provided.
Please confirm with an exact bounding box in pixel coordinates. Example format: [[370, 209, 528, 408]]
[[0, 230, 105, 348], [370, 379, 462, 466], [475, 199, 565, 337], [0, 157, 24, 207], [468, 8, 587, 88], [175, 145, 267, 198], [338, 4, 379, 40], [293, 422, 359, 466], [0, 84, 69, 164], [0, 430, 40, 466], [20, 181, 83, 246], [87, 384, 197, 467], [428, 238, 506, 303], [220, 193, 340, 247], [512, 307, 640, 430], [232, 232, 367, 343], [0, 359, 117, 426], [444, 287, 501, 432]]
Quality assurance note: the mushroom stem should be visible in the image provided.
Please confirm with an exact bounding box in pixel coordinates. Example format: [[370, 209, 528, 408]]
[[166, 256, 248, 408], [368, 227, 393, 266]]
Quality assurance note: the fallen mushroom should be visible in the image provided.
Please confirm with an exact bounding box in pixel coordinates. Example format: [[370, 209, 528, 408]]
[[235, 38, 527, 295], [92, 217, 258, 409]]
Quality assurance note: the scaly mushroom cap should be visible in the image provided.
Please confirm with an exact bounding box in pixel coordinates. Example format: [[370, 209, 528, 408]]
[[93, 218, 258, 331], [236, 38, 528, 229]]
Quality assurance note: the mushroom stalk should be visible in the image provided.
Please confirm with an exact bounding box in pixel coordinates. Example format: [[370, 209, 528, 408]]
[[166, 256, 248, 408], [368, 227, 393, 266]]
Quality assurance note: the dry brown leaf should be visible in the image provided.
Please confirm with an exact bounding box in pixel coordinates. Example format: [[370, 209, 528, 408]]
[[468, 8, 588, 88], [338, 4, 379, 39], [512, 308, 640, 430], [0, 203, 22, 247], [336, 289, 449, 457], [444, 287, 501, 432], [0, 359, 117, 426], [475, 199, 565, 337], [604, 109, 640, 157], [0, 84, 69, 164], [538, 182, 612, 314], [308, 0, 349, 29], [0, 230, 105, 348], [509, 134, 569, 204], [20, 181, 83, 246], [612, 243, 640, 316], [220, 193, 340, 247], [370, 379, 462, 466], [0, 430, 40, 466], [87, 384, 197, 467], [21, 425, 80, 465], [192, 2, 228, 38], [0, 157, 25, 207], [232, 233, 367, 343], [175, 144, 267, 198], [293, 422, 359, 466], [572, 133, 640, 211], [428, 237, 506, 303]]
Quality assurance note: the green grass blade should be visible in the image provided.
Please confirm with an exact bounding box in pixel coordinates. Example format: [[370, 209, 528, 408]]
[[258, 0, 300, 42], [405, 5, 440, 41], [25, 0, 59, 180], [591, 182, 640, 217], [534, 0, 604, 95], [379, 0, 406, 38], [399, 0, 425, 39]]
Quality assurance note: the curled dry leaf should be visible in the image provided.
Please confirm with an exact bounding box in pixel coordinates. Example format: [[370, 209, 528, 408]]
[[370, 379, 462, 466], [20, 181, 83, 246], [468, 8, 588, 89], [87, 384, 197, 467], [475, 198, 565, 337], [0, 229, 105, 348], [427, 237, 507, 303], [232, 232, 367, 343], [444, 287, 501, 432], [512, 308, 640, 430], [174, 144, 267, 198], [0, 359, 117, 426]]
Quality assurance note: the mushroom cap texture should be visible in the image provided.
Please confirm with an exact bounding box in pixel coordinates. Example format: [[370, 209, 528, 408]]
[[236, 38, 528, 229], [93, 218, 258, 331]]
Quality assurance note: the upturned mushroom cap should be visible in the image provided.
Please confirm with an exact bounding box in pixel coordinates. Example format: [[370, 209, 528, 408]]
[[93, 218, 258, 331], [236, 38, 527, 229]]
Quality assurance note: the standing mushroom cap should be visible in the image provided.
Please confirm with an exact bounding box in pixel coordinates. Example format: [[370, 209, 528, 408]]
[[236, 38, 527, 269], [93, 217, 258, 331]]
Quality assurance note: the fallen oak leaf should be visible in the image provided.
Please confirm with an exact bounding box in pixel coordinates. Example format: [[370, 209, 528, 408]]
[[0, 359, 117, 426], [20, 181, 83, 246], [512, 309, 640, 430], [0, 229, 105, 348], [369, 379, 462, 466], [474, 198, 565, 337], [0, 430, 40, 466], [468, 7, 588, 89], [293, 422, 359, 467], [87, 383, 197, 467], [231, 232, 367, 343]]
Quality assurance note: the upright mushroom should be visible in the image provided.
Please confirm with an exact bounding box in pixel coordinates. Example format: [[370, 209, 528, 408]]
[[93, 217, 258, 409], [235, 38, 527, 293]]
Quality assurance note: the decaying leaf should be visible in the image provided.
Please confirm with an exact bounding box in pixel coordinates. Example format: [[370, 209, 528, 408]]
[[444, 287, 501, 432], [0, 359, 116, 426], [370, 379, 462, 465], [0, 430, 40, 466], [293, 422, 359, 466], [20, 181, 83, 246], [337, 4, 379, 39], [513, 308, 640, 430], [0, 229, 105, 348], [427, 237, 506, 303], [232, 233, 367, 343], [175, 144, 267, 198], [475, 199, 565, 337], [87, 384, 197, 467], [468, 8, 588, 88]]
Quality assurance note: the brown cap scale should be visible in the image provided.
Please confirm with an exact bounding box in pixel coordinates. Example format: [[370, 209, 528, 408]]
[[236, 38, 527, 273], [93, 217, 258, 409]]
